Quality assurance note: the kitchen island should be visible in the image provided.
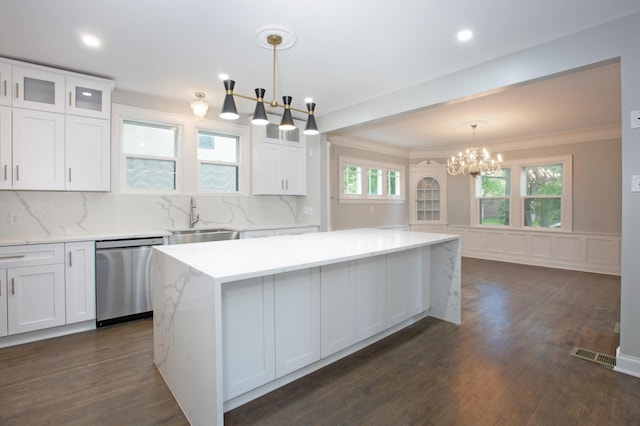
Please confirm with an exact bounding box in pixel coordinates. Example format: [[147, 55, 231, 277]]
[[152, 228, 461, 425]]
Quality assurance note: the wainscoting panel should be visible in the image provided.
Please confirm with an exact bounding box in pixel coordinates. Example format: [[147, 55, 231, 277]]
[[445, 226, 620, 275]]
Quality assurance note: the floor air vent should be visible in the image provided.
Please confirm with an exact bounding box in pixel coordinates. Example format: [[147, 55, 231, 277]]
[[571, 346, 616, 368]]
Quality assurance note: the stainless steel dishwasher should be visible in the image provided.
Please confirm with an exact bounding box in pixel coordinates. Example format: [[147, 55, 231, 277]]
[[95, 236, 165, 327]]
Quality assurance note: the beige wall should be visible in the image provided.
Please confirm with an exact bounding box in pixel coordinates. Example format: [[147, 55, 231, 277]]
[[433, 138, 622, 234], [330, 144, 409, 230]]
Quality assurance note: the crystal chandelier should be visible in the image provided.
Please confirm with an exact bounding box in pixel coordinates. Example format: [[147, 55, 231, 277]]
[[447, 123, 503, 178]]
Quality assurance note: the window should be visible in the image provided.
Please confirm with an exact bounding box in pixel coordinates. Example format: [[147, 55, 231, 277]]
[[523, 164, 563, 228], [343, 165, 362, 195], [471, 155, 572, 231], [198, 130, 239, 192], [339, 156, 405, 202], [122, 120, 178, 191], [478, 168, 511, 226], [367, 168, 383, 196], [387, 170, 401, 196]]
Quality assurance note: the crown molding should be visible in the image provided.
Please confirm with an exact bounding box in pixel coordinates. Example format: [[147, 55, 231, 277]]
[[409, 124, 621, 159]]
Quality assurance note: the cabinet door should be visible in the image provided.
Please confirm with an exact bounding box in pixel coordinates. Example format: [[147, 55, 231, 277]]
[[12, 108, 65, 190], [0, 105, 11, 189], [12, 66, 65, 113], [222, 276, 275, 401], [356, 256, 386, 340], [65, 116, 110, 191], [252, 141, 283, 195], [66, 76, 112, 119], [320, 261, 357, 358], [7, 264, 66, 335], [65, 241, 96, 324], [274, 268, 320, 378], [283, 145, 306, 195], [0, 62, 11, 106], [385, 249, 423, 328], [0, 269, 7, 337]]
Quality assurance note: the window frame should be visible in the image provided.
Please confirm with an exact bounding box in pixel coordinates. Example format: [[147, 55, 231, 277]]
[[113, 104, 250, 196], [119, 116, 183, 195], [196, 128, 242, 194], [470, 155, 572, 232], [476, 168, 511, 227], [338, 156, 405, 203]]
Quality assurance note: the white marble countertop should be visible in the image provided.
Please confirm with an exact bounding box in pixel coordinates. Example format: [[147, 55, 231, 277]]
[[154, 228, 459, 283], [0, 223, 320, 247]]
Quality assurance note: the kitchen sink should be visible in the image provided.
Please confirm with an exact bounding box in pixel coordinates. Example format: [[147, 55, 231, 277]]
[[168, 228, 240, 245]]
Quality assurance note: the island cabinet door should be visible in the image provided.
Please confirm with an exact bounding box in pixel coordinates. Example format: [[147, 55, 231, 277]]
[[320, 261, 358, 358], [385, 249, 424, 328], [222, 277, 275, 401], [274, 268, 321, 378], [356, 256, 387, 340]]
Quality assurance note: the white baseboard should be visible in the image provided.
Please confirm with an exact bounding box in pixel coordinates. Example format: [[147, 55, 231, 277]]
[[615, 347, 640, 378]]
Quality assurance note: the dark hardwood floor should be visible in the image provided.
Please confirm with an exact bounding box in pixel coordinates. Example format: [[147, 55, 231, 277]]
[[1, 258, 637, 425]]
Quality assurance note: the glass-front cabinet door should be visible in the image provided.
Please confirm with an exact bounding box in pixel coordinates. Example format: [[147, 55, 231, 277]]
[[12, 66, 65, 113], [416, 177, 440, 221], [66, 76, 112, 119]]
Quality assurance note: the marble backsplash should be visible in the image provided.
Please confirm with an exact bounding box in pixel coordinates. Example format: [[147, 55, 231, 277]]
[[0, 191, 309, 240]]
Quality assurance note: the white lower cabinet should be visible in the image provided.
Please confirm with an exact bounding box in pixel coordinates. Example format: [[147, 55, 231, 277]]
[[65, 241, 96, 324], [385, 248, 428, 328], [222, 277, 275, 401], [0, 242, 96, 344], [7, 263, 66, 334], [356, 257, 387, 340], [274, 268, 320, 378], [0, 268, 7, 337], [320, 261, 358, 358]]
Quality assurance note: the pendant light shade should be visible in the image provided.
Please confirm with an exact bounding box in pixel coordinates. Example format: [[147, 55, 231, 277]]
[[303, 102, 319, 135], [251, 88, 270, 125], [220, 80, 239, 120], [279, 96, 295, 131]]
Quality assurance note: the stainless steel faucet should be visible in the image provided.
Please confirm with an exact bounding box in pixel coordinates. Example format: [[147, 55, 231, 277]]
[[190, 196, 200, 228]]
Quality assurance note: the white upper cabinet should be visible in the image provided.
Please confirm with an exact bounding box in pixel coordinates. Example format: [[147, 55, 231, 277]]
[[0, 106, 11, 190], [251, 115, 307, 195], [66, 76, 113, 119], [0, 62, 11, 106], [12, 66, 66, 113], [65, 116, 111, 191], [12, 108, 65, 190], [0, 57, 114, 192]]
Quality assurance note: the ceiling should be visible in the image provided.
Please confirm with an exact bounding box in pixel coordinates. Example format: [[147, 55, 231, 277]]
[[1, 1, 638, 151]]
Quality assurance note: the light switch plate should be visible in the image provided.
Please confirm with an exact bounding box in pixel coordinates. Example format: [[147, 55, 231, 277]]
[[632, 110, 640, 129], [632, 175, 640, 192]]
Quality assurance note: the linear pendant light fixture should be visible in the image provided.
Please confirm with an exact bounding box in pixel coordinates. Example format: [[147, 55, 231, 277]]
[[219, 26, 319, 135]]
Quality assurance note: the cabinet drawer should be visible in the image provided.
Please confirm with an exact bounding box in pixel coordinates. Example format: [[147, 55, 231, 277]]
[[0, 244, 64, 268]]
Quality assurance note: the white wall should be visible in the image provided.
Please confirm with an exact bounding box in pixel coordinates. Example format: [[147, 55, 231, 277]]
[[321, 13, 640, 377]]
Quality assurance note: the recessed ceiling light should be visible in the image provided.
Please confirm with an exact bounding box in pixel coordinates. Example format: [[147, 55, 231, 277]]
[[457, 29, 473, 42], [81, 34, 102, 48]]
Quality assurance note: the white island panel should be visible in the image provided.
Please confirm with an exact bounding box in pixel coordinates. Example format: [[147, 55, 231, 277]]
[[153, 229, 461, 425]]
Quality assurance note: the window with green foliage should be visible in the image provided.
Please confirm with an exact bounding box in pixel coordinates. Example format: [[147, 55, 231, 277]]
[[523, 164, 563, 228], [339, 157, 405, 202], [343, 165, 362, 195], [478, 168, 511, 226], [387, 170, 401, 196], [368, 168, 383, 195], [472, 155, 571, 231]]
